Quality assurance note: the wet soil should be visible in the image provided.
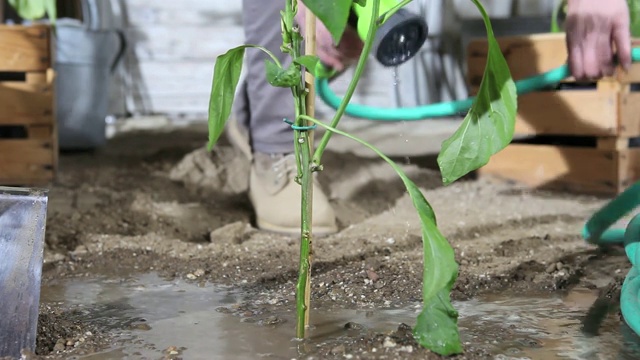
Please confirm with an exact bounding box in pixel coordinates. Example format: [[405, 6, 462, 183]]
[[29, 124, 637, 359]]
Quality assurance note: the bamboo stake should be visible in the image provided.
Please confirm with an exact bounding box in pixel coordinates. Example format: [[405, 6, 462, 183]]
[[303, 3, 316, 330]]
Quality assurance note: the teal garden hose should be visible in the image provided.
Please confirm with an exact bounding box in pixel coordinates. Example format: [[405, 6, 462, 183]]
[[316, 47, 640, 121], [317, 47, 640, 337], [582, 183, 640, 337]]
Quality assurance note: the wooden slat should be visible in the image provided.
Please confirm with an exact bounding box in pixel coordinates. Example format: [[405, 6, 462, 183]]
[[0, 139, 54, 185], [515, 91, 618, 136], [0, 139, 54, 165], [0, 164, 54, 185], [467, 33, 568, 86], [0, 116, 53, 126], [597, 137, 630, 151], [467, 33, 640, 87], [0, 81, 53, 122], [620, 149, 640, 191], [0, 25, 51, 71], [478, 144, 621, 195], [26, 71, 47, 84], [620, 93, 640, 136], [26, 125, 53, 140]]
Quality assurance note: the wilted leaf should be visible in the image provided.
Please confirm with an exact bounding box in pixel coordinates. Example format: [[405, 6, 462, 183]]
[[437, 0, 517, 185], [207, 46, 246, 151], [304, 117, 462, 356]]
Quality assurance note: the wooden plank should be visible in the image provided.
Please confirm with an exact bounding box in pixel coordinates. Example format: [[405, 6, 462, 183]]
[[0, 140, 54, 166], [620, 92, 640, 137], [26, 71, 47, 84], [0, 138, 55, 185], [26, 125, 53, 140], [467, 33, 640, 87], [0, 82, 53, 121], [597, 137, 630, 151], [0, 116, 52, 126], [0, 164, 54, 185], [0, 25, 50, 71], [467, 33, 568, 86], [479, 144, 620, 194], [515, 91, 618, 136], [620, 149, 640, 191]]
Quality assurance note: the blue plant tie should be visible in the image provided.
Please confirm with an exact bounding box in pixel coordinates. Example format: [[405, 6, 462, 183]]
[[582, 182, 640, 337], [283, 118, 317, 132]]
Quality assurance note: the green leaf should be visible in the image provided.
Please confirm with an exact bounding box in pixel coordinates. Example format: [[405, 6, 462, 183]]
[[43, 0, 57, 25], [353, 0, 367, 6], [8, 0, 46, 19], [405, 177, 461, 355], [265, 60, 300, 88], [629, 0, 640, 37], [412, 223, 461, 355], [302, 116, 462, 356], [301, 0, 352, 43], [437, 0, 517, 185], [294, 55, 320, 74], [294, 55, 337, 78], [208, 44, 284, 151], [207, 45, 247, 151]]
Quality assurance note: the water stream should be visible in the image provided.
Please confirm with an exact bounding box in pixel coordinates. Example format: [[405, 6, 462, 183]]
[[40, 272, 640, 359]]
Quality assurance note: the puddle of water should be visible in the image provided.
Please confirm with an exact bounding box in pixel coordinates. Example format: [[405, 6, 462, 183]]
[[40, 273, 640, 360], [456, 289, 640, 360]]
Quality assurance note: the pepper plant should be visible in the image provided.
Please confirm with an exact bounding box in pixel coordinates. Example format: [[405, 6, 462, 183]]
[[208, 0, 516, 356]]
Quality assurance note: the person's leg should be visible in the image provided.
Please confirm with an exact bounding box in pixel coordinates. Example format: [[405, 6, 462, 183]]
[[230, 0, 337, 235], [239, 0, 294, 153]]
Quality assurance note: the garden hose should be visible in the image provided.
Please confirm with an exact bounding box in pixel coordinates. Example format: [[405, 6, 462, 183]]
[[582, 182, 640, 337], [316, 47, 640, 121]]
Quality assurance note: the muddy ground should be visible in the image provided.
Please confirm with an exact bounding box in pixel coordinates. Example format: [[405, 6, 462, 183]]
[[30, 123, 633, 359]]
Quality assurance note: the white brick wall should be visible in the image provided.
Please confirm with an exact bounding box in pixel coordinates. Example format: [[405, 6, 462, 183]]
[[118, 0, 397, 119]]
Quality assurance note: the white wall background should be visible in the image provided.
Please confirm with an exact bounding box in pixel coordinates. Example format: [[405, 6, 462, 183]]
[[95, 0, 559, 119]]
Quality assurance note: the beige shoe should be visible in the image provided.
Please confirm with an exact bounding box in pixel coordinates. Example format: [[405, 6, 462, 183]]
[[225, 116, 253, 161], [226, 117, 338, 235]]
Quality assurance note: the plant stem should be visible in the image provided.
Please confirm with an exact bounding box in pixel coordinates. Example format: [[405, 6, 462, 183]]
[[288, 0, 314, 339], [312, 0, 381, 165], [295, 133, 313, 339]]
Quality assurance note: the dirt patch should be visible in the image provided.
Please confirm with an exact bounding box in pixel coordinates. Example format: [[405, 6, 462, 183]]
[[29, 125, 633, 359]]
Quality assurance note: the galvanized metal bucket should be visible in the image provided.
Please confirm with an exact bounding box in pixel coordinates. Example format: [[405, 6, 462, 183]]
[[0, 187, 49, 358]]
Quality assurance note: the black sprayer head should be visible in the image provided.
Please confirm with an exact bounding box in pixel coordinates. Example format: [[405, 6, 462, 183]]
[[372, 8, 428, 67]]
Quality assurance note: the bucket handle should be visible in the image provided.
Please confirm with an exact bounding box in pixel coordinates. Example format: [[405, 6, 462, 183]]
[[110, 29, 127, 73]]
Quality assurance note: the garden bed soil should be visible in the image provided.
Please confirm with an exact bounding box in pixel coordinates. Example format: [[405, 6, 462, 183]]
[[32, 124, 631, 359]]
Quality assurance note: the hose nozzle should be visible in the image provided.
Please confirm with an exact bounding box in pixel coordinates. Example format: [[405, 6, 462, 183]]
[[352, 1, 428, 67]]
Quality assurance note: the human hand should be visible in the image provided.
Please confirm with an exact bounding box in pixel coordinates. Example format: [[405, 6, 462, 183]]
[[565, 0, 632, 80], [296, 5, 364, 71]]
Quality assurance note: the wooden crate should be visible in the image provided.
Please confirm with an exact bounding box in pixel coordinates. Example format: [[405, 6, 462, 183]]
[[0, 24, 57, 186], [466, 33, 640, 195]]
